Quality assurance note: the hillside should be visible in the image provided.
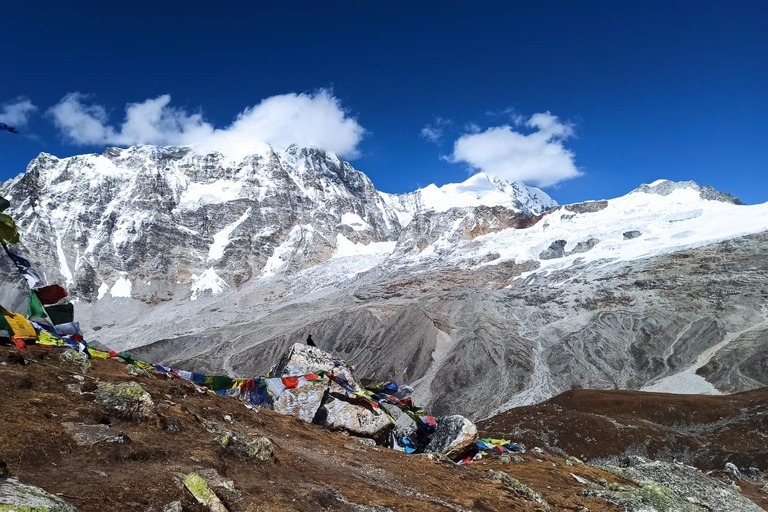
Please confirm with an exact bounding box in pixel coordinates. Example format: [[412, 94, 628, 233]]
[[2, 345, 766, 512]]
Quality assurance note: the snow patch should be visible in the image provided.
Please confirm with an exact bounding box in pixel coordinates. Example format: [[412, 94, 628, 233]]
[[208, 208, 251, 261], [178, 179, 245, 209], [189, 268, 228, 300], [97, 282, 109, 300], [340, 212, 371, 231], [55, 231, 74, 286], [261, 224, 314, 277], [333, 234, 396, 258], [110, 275, 132, 298]]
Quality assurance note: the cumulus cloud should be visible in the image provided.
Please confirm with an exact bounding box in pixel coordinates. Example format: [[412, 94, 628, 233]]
[[48, 89, 365, 159], [0, 97, 38, 127], [451, 111, 581, 187], [419, 117, 451, 143]]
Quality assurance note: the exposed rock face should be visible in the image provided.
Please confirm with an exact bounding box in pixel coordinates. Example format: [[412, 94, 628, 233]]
[[623, 230, 642, 240], [589, 456, 764, 512], [633, 179, 744, 205], [570, 238, 600, 254], [539, 240, 567, 260], [424, 415, 478, 458], [95, 381, 155, 421], [0, 477, 81, 512]]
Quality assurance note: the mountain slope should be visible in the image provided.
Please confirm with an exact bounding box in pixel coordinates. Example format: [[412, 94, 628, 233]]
[[2, 145, 768, 420]]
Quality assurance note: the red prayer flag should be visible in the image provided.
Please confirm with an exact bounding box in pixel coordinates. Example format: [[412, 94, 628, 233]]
[[12, 338, 26, 349], [33, 284, 68, 306], [281, 376, 299, 389]]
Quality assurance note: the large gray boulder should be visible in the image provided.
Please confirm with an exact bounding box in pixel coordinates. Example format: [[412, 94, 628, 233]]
[[269, 344, 391, 440], [271, 343, 355, 382], [316, 381, 392, 441], [272, 383, 326, 423], [0, 477, 81, 511], [424, 415, 478, 458]]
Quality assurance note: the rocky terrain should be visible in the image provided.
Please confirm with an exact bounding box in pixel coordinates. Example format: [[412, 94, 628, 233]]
[[2, 344, 766, 512], [1, 145, 768, 421]]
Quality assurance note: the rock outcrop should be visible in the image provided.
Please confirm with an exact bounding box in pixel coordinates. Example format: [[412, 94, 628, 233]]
[[425, 415, 478, 458], [0, 478, 81, 512]]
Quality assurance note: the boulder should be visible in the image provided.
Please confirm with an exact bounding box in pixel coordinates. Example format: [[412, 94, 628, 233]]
[[570, 238, 600, 254], [63, 422, 129, 446], [316, 382, 392, 441], [271, 343, 354, 383], [0, 477, 81, 512], [623, 230, 642, 240], [424, 415, 478, 458], [539, 240, 567, 260], [163, 502, 183, 512], [125, 364, 153, 378], [272, 383, 326, 423], [59, 350, 91, 373], [184, 473, 228, 512], [95, 381, 155, 421]]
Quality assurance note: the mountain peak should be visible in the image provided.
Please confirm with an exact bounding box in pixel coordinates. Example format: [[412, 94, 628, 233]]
[[632, 179, 744, 205]]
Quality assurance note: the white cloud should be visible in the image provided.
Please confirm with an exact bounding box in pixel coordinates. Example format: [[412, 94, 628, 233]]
[[0, 97, 38, 127], [48, 89, 365, 159], [451, 111, 581, 187], [419, 117, 451, 143]]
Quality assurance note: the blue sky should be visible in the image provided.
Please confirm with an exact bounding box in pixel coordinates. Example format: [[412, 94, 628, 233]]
[[1, 1, 766, 204]]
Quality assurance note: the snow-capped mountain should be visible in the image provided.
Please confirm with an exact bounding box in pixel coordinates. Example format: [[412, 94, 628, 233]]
[[379, 172, 556, 226], [0, 145, 555, 304], [2, 145, 768, 419]]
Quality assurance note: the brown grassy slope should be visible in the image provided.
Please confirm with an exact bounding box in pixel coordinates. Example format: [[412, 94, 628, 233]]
[[478, 388, 768, 472], [0, 346, 624, 512]]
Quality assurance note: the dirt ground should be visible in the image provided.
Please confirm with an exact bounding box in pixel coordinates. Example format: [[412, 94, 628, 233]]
[[479, 388, 768, 509], [0, 346, 629, 512]]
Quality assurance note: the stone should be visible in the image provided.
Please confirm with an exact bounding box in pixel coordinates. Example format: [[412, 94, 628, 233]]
[[241, 436, 274, 461], [271, 343, 357, 386], [487, 470, 550, 511], [272, 382, 326, 423], [0, 477, 81, 512], [725, 462, 741, 478], [163, 502, 183, 512], [570, 238, 600, 254], [424, 415, 478, 458], [59, 350, 91, 373], [623, 230, 642, 240], [125, 364, 153, 378], [63, 422, 129, 446], [316, 385, 392, 441], [539, 239, 568, 260], [94, 381, 155, 421], [183, 473, 228, 512]]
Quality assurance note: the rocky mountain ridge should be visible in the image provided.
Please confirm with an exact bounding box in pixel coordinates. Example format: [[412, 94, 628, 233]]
[[2, 145, 768, 420]]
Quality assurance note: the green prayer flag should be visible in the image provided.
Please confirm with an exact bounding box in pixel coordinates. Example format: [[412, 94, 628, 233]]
[[28, 291, 47, 319], [43, 302, 74, 325], [0, 213, 19, 245], [0, 197, 9, 213]]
